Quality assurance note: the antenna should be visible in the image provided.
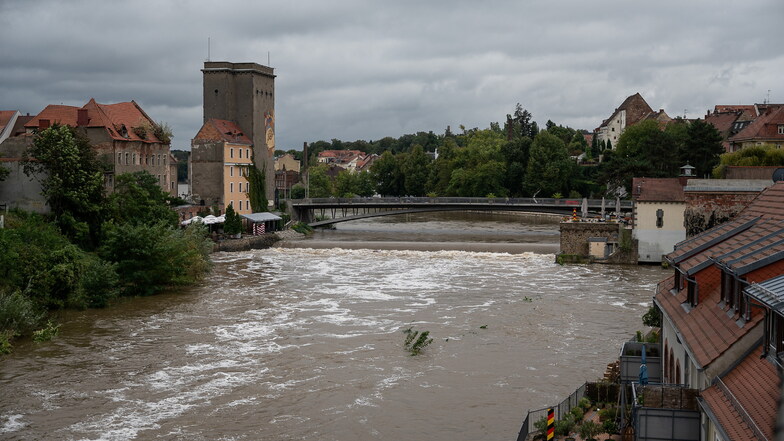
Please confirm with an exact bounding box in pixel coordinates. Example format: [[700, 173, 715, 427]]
[[207, 37, 211, 61], [765, 89, 771, 105]]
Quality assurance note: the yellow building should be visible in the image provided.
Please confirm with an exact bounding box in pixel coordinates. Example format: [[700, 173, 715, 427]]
[[190, 118, 254, 215]]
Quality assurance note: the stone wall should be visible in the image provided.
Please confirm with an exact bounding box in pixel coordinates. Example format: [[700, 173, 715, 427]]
[[683, 192, 757, 237], [212, 233, 280, 252], [560, 222, 620, 256]]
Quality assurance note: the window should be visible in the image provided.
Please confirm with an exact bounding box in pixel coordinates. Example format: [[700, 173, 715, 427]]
[[239, 149, 242, 159], [117, 153, 122, 164], [246, 148, 250, 158], [239, 200, 243, 211], [230, 182, 234, 193], [163, 156, 167, 166], [132, 153, 136, 165], [778, 125, 784, 135], [230, 148, 234, 158], [770, 313, 784, 355], [230, 166, 234, 177], [656, 209, 664, 228], [125, 152, 129, 165], [238, 182, 242, 193], [157, 154, 161, 165], [721, 271, 733, 308]]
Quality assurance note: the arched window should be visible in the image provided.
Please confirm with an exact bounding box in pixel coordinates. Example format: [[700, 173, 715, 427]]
[[675, 360, 681, 385], [663, 340, 668, 382]]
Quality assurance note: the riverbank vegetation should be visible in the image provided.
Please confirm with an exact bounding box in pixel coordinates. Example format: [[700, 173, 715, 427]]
[[296, 104, 728, 199], [0, 125, 212, 354]]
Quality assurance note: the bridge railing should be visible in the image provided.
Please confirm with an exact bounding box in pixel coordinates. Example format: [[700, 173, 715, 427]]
[[293, 197, 632, 207]]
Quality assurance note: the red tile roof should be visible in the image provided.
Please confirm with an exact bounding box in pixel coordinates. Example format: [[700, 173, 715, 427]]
[[700, 346, 779, 441], [657, 183, 784, 368], [632, 178, 685, 202], [25, 104, 81, 128], [193, 118, 251, 145], [655, 275, 763, 369], [24, 99, 164, 144], [729, 106, 784, 145], [714, 105, 759, 121], [0, 110, 17, 133]]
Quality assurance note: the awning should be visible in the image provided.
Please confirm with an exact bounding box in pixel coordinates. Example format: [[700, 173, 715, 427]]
[[241, 212, 282, 223]]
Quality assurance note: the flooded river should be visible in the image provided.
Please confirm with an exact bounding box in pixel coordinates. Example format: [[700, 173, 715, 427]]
[[0, 212, 666, 440]]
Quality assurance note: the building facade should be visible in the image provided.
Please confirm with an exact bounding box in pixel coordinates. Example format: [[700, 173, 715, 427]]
[[191, 118, 253, 215], [631, 177, 687, 263], [202, 62, 275, 205]]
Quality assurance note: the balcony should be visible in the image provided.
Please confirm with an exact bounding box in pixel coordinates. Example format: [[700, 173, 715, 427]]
[[619, 341, 662, 384]]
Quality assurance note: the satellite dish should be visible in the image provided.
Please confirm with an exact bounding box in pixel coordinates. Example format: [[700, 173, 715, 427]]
[[773, 168, 784, 182]]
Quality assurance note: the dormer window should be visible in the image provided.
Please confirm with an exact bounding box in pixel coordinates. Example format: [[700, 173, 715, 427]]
[[778, 125, 784, 135], [686, 279, 698, 307]]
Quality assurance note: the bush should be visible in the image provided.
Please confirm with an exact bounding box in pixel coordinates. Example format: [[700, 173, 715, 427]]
[[32, 320, 60, 342], [579, 397, 591, 411], [100, 221, 212, 297], [223, 204, 242, 236], [642, 304, 662, 327], [292, 222, 313, 234], [290, 183, 306, 199], [402, 327, 433, 355], [69, 255, 119, 309], [554, 415, 576, 437], [578, 420, 602, 441], [598, 406, 617, 422], [602, 419, 618, 435], [570, 406, 584, 421], [0, 290, 44, 335]]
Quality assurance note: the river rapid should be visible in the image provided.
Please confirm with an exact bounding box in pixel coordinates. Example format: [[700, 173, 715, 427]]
[[0, 212, 667, 440]]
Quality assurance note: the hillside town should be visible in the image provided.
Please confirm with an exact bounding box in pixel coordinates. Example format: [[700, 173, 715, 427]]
[[1, 59, 784, 441]]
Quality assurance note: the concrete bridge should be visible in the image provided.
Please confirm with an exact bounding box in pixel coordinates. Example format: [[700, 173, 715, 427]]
[[289, 197, 633, 227]]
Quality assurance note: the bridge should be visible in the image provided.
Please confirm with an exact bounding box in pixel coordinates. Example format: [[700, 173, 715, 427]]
[[289, 197, 633, 227]]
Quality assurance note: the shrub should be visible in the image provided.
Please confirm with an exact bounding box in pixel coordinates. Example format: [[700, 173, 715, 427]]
[[32, 320, 60, 342], [223, 204, 243, 236], [532, 416, 549, 440], [554, 414, 576, 437], [579, 397, 591, 411], [402, 327, 433, 355], [570, 406, 584, 421], [0, 290, 44, 335], [598, 407, 617, 422], [642, 304, 662, 328], [292, 222, 313, 234], [290, 183, 306, 199], [602, 419, 618, 435], [69, 255, 119, 309], [578, 420, 602, 441], [100, 221, 212, 297]]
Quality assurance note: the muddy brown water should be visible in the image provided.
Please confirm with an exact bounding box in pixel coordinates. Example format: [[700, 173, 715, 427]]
[[0, 213, 666, 440]]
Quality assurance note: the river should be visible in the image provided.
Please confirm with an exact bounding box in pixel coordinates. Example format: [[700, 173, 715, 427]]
[[0, 212, 666, 440]]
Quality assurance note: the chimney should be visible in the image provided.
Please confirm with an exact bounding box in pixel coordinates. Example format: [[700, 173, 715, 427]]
[[77, 108, 89, 126], [39, 119, 50, 129]]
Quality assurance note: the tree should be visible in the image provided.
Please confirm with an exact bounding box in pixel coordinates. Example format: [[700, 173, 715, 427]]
[[370, 151, 403, 196], [401, 145, 430, 196], [524, 131, 572, 197], [335, 171, 374, 197], [246, 156, 268, 212], [578, 420, 603, 441], [505, 104, 538, 140], [223, 203, 242, 235], [307, 164, 334, 198], [22, 124, 106, 247], [109, 171, 179, 227], [681, 119, 724, 177]]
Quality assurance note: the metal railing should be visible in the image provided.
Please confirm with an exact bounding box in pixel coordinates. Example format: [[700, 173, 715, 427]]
[[516, 382, 588, 441], [294, 196, 633, 208]]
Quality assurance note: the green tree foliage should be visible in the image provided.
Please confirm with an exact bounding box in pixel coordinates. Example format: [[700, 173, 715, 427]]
[[22, 124, 106, 247], [110, 171, 179, 227], [401, 145, 431, 196], [370, 151, 404, 196], [246, 161, 268, 212], [307, 164, 335, 197], [598, 120, 680, 192], [223, 203, 243, 235], [335, 171, 374, 197], [525, 131, 572, 196], [682, 119, 724, 178], [713, 144, 784, 177], [290, 183, 306, 199], [504, 103, 538, 140], [100, 222, 211, 297]]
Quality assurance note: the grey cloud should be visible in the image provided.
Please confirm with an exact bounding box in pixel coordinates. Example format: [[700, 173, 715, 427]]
[[1, 0, 783, 150]]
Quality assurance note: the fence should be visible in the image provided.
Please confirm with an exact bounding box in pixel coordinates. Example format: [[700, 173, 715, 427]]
[[516, 382, 588, 441]]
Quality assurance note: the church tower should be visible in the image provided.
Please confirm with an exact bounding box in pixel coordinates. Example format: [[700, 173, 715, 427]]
[[202, 61, 276, 204]]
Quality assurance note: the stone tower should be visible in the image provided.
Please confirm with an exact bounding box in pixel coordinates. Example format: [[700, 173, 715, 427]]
[[202, 61, 276, 204]]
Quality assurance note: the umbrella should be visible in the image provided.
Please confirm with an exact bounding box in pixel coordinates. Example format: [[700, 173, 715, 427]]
[[581, 198, 588, 219], [615, 197, 621, 218], [601, 197, 606, 218], [639, 344, 649, 385], [181, 216, 203, 226], [202, 215, 218, 225]]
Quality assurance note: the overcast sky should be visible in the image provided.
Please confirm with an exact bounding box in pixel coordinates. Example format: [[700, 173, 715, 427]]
[[2, 0, 782, 151]]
